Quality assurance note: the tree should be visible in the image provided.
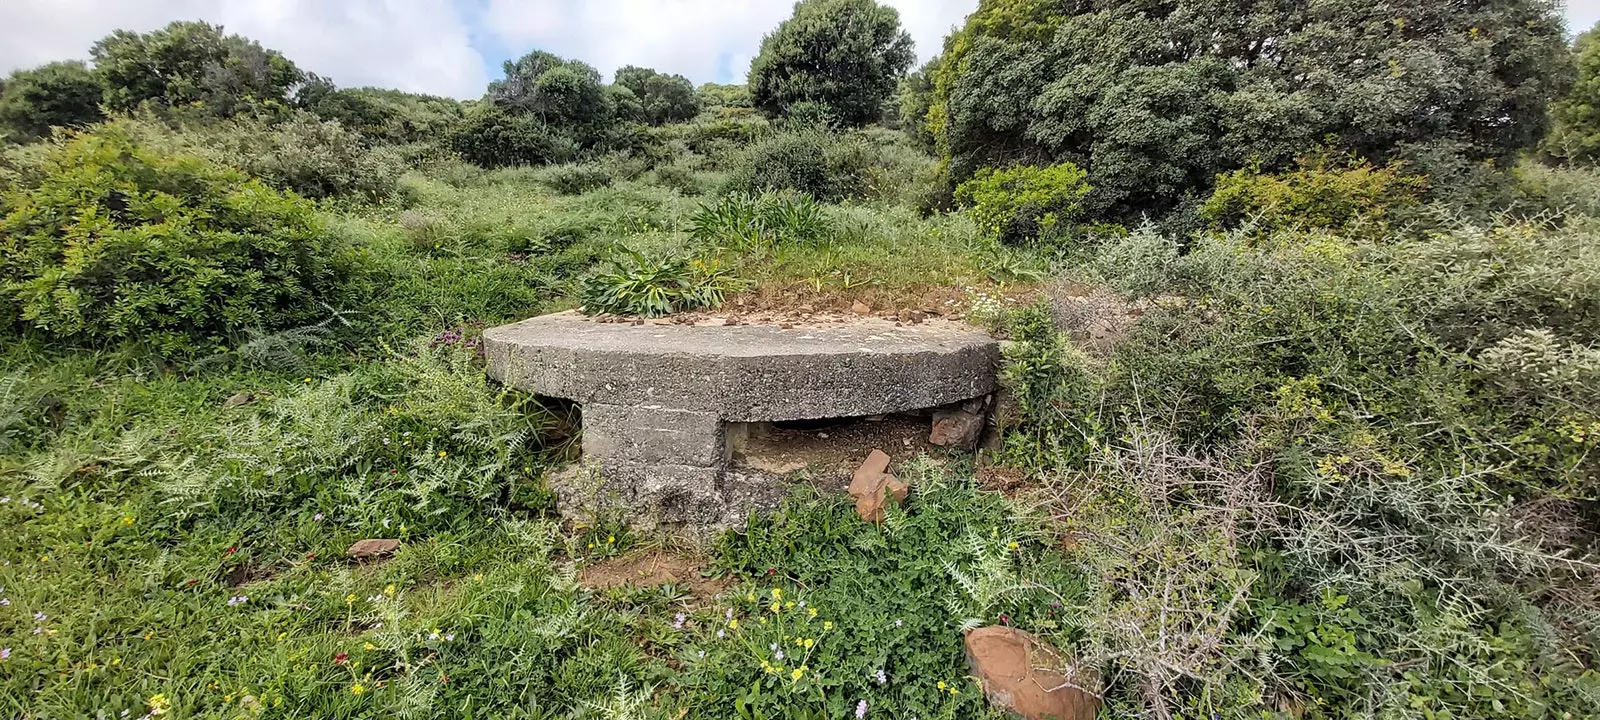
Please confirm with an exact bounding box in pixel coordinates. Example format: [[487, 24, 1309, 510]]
[[91, 21, 302, 117], [490, 50, 611, 128], [698, 82, 752, 111], [1543, 21, 1600, 163], [0, 62, 106, 141], [896, 58, 937, 148], [926, 0, 1573, 222], [613, 66, 699, 124], [748, 0, 914, 126]]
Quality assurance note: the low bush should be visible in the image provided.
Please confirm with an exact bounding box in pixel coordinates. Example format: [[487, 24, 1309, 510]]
[[210, 113, 404, 203], [955, 162, 1092, 245], [450, 109, 579, 168], [723, 126, 876, 201], [533, 162, 612, 195], [0, 122, 346, 354], [1202, 155, 1428, 235], [579, 247, 741, 317]]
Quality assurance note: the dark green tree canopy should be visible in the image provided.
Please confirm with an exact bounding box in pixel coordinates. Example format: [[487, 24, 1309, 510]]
[[613, 66, 699, 125], [1543, 21, 1600, 163], [931, 0, 1573, 222], [489, 50, 611, 127], [91, 21, 303, 116], [748, 0, 915, 126], [0, 61, 106, 141]]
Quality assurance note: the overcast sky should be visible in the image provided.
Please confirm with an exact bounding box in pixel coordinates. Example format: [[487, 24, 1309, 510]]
[[1, 0, 1597, 100]]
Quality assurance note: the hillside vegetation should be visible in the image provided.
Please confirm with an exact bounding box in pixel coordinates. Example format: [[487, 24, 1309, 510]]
[[2, 2, 1599, 719]]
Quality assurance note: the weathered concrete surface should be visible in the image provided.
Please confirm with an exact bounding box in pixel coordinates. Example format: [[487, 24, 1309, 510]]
[[484, 311, 1000, 529], [484, 311, 999, 421]]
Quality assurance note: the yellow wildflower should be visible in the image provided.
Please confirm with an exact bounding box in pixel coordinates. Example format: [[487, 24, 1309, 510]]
[[363, 642, 376, 651], [438, 451, 447, 458], [345, 594, 357, 604], [473, 573, 484, 582], [121, 516, 135, 526], [937, 681, 947, 691], [1007, 541, 1019, 550], [771, 588, 782, 599], [728, 619, 738, 629], [804, 638, 814, 648], [351, 684, 366, 695], [791, 667, 804, 680], [607, 535, 615, 544], [808, 607, 818, 618], [383, 584, 396, 596], [769, 602, 780, 613], [785, 601, 795, 609], [148, 693, 172, 715], [746, 592, 755, 602], [823, 621, 833, 631]]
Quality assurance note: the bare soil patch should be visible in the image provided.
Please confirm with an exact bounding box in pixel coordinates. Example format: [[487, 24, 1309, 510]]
[[732, 414, 941, 488], [579, 550, 730, 603]]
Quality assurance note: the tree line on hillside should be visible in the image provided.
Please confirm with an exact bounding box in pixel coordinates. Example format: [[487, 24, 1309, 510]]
[[3, 0, 1600, 223]]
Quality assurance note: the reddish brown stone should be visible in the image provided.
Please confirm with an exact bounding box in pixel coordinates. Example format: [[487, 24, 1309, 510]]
[[965, 626, 1099, 720], [345, 539, 401, 559], [847, 450, 907, 522]]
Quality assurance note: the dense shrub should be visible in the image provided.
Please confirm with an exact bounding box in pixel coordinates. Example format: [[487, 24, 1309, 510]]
[[533, 162, 613, 195], [724, 126, 874, 201], [613, 66, 699, 125], [926, 0, 1572, 222], [1543, 21, 1600, 164], [451, 108, 579, 168], [748, 0, 915, 126], [579, 247, 739, 317], [0, 61, 106, 142], [296, 78, 464, 145], [207, 113, 404, 203], [1201, 156, 1428, 235], [92, 21, 302, 117], [955, 163, 1091, 244], [0, 123, 342, 353]]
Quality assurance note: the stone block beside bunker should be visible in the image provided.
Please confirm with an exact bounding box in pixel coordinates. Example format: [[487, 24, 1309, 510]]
[[483, 311, 1000, 529]]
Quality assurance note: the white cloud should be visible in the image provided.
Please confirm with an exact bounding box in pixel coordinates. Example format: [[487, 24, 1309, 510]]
[[0, 0, 488, 98], [1572, 0, 1600, 34], [5, 0, 1596, 100], [478, 0, 975, 84]]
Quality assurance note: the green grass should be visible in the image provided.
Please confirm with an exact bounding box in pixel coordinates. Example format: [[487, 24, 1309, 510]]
[[0, 336, 1066, 717]]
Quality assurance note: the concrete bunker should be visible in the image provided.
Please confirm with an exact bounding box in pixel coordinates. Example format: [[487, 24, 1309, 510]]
[[483, 311, 1000, 528]]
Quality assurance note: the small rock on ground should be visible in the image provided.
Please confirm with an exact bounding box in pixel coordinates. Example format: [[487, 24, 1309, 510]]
[[847, 449, 909, 522], [965, 626, 1100, 720], [346, 539, 401, 559]]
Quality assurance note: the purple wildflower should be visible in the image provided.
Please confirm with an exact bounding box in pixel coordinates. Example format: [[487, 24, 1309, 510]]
[[856, 699, 868, 718], [0, 648, 10, 661], [775, 649, 784, 660], [227, 595, 248, 606], [673, 613, 686, 630], [313, 513, 324, 522], [697, 650, 706, 658], [875, 668, 887, 685], [894, 619, 902, 627], [33, 612, 45, 622], [32, 627, 42, 635], [716, 629, 725, 638]]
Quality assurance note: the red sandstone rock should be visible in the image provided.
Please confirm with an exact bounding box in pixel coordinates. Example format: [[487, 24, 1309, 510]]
[[965, 626, 1099, 720], [848, 449, 907, 522]]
